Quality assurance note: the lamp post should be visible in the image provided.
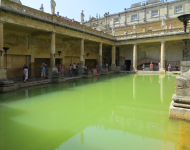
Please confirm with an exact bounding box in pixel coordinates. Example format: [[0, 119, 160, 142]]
[[177, 14, 190, 61]]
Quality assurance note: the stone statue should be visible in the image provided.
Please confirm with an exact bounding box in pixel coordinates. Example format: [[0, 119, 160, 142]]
[[161, 18, 166, 29], [39, 4, 44, 12], [81, 10, 85, 25], [133, 24, 136, 33], [112, 26, 115, 36], [50, 0, 56, 15], [162, 18, 166, 26]]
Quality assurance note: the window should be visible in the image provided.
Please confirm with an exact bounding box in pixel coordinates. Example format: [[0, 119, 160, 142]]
[[152, 10, 158, 17], [132, 15, 137, 21], [114, 18, 119, 24], [175, 6, 182, 13]]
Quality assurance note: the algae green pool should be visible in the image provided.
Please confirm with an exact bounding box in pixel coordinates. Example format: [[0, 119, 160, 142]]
[[0, 74, 190, 150]]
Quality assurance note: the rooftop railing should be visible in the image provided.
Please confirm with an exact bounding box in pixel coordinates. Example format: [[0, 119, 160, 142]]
[[0, 0, 188, 42]]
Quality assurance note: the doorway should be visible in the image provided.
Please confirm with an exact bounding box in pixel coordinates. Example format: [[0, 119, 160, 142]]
[[125, 60, 131, 71]]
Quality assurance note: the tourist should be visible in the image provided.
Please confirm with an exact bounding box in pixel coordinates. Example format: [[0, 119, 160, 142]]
[[72, 18, 74, 22], [23, 64, 26, 81], [69, 64, 73, 77], [56, 64, 59, 73], [131, 31, 133, 34], [168, 63, 171, 72], [73, 63, 76, 76], [125, 31, 128, 35], [175, 63, 179, 71], [166, 62, 168, 71], [23, 66, 28, 83], [58, 64, 62, 72], [150, 62, 153, 71], [124, 63, 127, 71], [106, 63, 108, 67], [159, 61, 161, 71], [169, 24, 172, 29], [41, 63, 47, 80], [77, 63, 79, 69], [57, 12, 59, 17], [142, 64, 145, 71]]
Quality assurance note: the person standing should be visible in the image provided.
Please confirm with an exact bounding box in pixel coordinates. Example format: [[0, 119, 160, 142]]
[[169, 24, 172, 29], [168, 63, 171, 72], [72, 18, 74, 22], [159, 61, 161, 71], [124, 63, 127, 71], [142, 64, 145, 71], [23, 66, 28, 83], [69, 64, 73, 77], [23, 64, 26, 81], [41, 63, 47, 80], [175, 63, 179, 71], [150, 62, 153, 71], [73, 63, 76, 76], [58, 64, 62, 72]]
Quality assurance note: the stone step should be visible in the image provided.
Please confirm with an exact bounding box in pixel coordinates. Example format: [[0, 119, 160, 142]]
[[172, 94, 190, 104]]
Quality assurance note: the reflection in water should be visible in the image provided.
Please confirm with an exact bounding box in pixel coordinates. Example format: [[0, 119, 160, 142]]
[[0, 74, 189, 150], [80, 131, 84, 144]]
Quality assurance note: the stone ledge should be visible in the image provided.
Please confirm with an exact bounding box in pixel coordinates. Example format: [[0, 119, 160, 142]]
[[0, 84, 19, 93], [172, 94, 190, 104], [169, 101, 190, 121]]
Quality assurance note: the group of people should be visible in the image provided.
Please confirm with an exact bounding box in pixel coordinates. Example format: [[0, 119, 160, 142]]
[[56, 12, 75, 22], [124, 31, 133, 35], [56, 64, 64, 73], [69, 63, 79, 77], [142, 62, 154, 71]]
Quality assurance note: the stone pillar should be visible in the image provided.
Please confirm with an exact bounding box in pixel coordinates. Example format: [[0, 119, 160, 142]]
[[80, 39, 84, 65], [79, 39, 84, 75], [99, 42, 102, 65], [111, 45, 116, 71], [48, 32, 57, 79], [0, 22, 7, 81], [133, 43, 137, 72], [50, 32, 55, 67], [160, 40, 165, 73]]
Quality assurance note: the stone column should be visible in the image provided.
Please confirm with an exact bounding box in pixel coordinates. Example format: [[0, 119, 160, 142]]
[[50, 32, 55, 67], [160, 40, 165, 73], [0, 21, 7, 81], [133, 43, 137, 72], [80, 39, 84, 65], [111, 45, 116, 71], [48, 32, 57, 79], [99, 42, 102, 65], [79, 39, 84, 75]]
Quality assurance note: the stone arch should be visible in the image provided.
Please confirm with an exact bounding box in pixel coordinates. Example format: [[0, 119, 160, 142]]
[[145, 46, 160, 60]]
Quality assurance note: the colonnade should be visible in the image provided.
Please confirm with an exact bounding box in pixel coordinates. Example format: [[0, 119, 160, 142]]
[[0, 24, 117, 81], [132, 40, 166, 73]]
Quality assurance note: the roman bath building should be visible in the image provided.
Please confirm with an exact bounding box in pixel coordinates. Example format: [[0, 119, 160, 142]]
[[0, 0, 189, 89]]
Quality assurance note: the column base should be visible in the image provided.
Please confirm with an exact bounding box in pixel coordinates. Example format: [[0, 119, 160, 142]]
[[111, 64, 116, 71], [78, 65, 84, 75], [0, 81, 19, 93], [160, 68, 165, 74], [48, 66, 58, 79], [0, 69, 7, 81]]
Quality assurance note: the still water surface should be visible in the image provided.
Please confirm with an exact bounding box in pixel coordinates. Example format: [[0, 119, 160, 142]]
[[0, 74, 190, 150]]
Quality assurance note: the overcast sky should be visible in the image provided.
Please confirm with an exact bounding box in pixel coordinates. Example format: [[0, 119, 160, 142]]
[[21, 0, 173, 22]]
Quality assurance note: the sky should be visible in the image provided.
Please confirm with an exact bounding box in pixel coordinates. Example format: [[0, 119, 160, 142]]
[[21, 0, 174, 22]]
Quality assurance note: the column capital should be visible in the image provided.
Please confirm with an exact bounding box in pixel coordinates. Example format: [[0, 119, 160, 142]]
[[161, 40, 166, 43]]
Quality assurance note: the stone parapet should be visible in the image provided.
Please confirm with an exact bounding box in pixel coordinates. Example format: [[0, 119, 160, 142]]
[[169, 70, 190, 121]]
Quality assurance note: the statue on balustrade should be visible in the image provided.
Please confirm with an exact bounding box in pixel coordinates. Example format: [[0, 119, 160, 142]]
[[112, 26, 115, 36], [81, 10, 85, 25], [50, 0, 56, 15], [161, 18, 167, 29], [39, 4, 44, 12]]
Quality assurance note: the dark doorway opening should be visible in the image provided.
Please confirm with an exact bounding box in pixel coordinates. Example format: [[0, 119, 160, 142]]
[[125, 60, 131, 71], [55, 59, 62, 65], [85, 59, 97, 68]]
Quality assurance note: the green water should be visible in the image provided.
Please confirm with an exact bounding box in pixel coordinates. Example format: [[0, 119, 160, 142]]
[[0, 74, 190, 150]]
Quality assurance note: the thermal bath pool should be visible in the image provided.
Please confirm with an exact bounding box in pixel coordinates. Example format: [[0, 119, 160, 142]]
[[0, 74, 190, 150]]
